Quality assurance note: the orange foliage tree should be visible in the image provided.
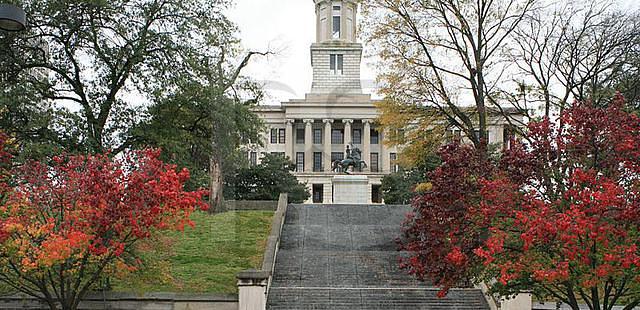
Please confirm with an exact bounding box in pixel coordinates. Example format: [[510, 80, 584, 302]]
[[0, 146, 207, 310]]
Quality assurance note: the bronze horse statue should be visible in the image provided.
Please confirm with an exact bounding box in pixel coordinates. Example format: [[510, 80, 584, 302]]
[[332, 146, 367, 173]]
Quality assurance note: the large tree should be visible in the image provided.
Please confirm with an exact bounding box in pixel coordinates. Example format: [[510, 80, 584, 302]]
[[363, 0, 640, 160], [135, 49, 268, 209], [508, 1, 640, 117], [362, 0, 536, 154], [1, 0, 267, 210], [0, 148, 207, 310], [3, 0, 232, 152], [400, 95, 640, 309]]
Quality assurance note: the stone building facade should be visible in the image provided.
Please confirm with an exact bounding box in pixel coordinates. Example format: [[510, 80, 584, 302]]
[[246, 0, 518, 204]]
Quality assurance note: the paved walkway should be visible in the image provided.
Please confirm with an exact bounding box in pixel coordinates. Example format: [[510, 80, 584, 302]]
[[267, 204, 489, 310]]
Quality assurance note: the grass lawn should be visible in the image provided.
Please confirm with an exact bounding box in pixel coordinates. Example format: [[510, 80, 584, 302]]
[[111, 210, 274, 294]]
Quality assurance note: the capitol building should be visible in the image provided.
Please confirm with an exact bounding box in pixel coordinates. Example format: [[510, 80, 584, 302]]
[[247, 0, 515, 204]]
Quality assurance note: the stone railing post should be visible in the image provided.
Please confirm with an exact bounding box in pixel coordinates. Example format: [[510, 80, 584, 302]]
[[477, 281, 532, 310], [500, 293, 532, 310], [237, 270, 269, 310]]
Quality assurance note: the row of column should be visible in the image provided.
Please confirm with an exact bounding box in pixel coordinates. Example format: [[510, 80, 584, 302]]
[[284, 118, 382, 173]]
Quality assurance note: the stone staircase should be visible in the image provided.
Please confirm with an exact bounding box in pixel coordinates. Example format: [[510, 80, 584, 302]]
[[267, 204, 490, 310]]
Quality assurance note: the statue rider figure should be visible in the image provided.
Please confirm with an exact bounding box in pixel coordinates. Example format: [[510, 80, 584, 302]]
[[332, 143, 367, 173]]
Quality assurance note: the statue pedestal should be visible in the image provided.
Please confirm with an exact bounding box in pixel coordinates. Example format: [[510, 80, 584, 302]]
[[333, 175, 369, 204]]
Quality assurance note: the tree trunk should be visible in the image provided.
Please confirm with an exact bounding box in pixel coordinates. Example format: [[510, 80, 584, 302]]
[[44, 298, 58, 310], [209, 155, 224, 213], [476, 70, 488, 156]]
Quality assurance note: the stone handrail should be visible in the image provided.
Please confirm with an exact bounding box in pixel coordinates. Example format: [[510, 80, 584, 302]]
[[237, 193, 288, 310], [477, 282, 500, 310], [262, 193, 288, 292]]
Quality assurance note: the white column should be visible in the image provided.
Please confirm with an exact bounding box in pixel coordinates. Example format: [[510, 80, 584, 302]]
[[343, 119, 353, 146], [285, 119, 294, 160], [380, 129, 389, 173], [363, 119, 372, 172], [304, 119, 314, 172], [323, 119, 333, 172]]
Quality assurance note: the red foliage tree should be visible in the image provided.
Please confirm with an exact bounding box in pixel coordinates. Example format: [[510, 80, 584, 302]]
[[0, 148, 207, 310], [399, 143, 493, 294], [400, 95, 640, 309]]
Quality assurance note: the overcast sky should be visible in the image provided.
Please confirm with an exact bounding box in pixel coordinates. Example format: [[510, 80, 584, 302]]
[[226, 0, 379, 104], [227, 0, 640, 105]]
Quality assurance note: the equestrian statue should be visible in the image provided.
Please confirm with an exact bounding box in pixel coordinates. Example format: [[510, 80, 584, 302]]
[[332, 144, 367, 174]]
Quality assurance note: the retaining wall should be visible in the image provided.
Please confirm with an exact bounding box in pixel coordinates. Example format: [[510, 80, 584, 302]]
[[0, 292, 237, 310]]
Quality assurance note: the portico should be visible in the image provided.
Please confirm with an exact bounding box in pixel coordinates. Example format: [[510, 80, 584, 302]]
[[281, 117, 388, 175], [255, 111, 392, 204]]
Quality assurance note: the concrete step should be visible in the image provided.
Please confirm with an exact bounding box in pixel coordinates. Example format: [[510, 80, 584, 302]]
[[267, 204, 489, 309], [268, 288, 488, 310]]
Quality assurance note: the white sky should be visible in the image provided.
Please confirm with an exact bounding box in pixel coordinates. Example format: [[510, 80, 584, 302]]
[[226, 0, 379, 105], [227, 0, 640, 106]]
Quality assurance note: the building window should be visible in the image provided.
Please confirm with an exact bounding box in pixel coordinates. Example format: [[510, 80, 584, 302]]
[[330, 54, 343, 75], [447, 129, 462, 143], [313, 152, 323, 172], [331, 152, 344, 172], [249, 152, 257, 166], [372, 185, 382, 204], [296, 128, 305, 144], [270, 129, 278, 144], [313, 184, 324, 203], [370, 153, 379, 172], [313, 128, 322, 144], [278, 128, 286, 144], [390, 153, 399, 173], [371, 129, 379, 144], [331, 129, 344, 144], [296, 152, 304, 172], [352, 129, 362, 144], [332, 5, 341, 39]]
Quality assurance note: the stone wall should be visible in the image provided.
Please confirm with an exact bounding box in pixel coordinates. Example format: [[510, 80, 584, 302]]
[[533, 303, 631, 309], [0, 292, 238, 310], [310, 43, 363, 94], [223, 200, 278, 211]]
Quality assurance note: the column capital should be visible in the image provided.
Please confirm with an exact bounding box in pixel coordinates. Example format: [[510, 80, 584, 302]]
[[342, 119, 354, 124], [322, 118, 334, 124], [363, 119, 374, 125], [303, 119, 314, 124], [285, 119, 295, 125]]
